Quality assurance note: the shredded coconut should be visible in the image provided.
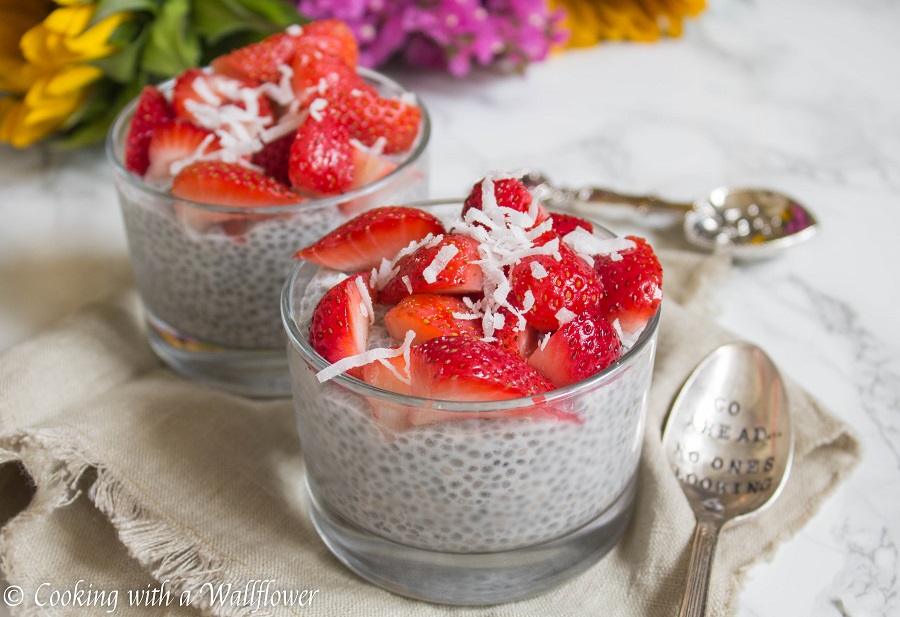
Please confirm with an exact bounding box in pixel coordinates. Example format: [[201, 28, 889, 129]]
[[530, 261, 548, 279], [421, 244, 458, 284], [355, 277, 375, 326], [402, 275, 413, 294], [309, 97, 328, 122], [556, 307, 576, 326], [315, 331, 416, 383]]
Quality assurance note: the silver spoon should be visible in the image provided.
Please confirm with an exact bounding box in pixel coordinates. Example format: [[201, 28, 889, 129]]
[[661, 342, 793, 617], [522, 171, 819, 260]]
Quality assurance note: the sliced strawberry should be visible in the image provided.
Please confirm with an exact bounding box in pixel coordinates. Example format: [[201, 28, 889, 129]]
[[145, 119, 218, 182], [461, 177, 549, 230], [288, 113, 355, 196], [172, 69, 273, 127], [295, 206, 444, 272], [509, 241, 604, 332], [251, 132, 294, 185], [350, 143, 396, 188], [211, 32, 297, 83], [333, 87, 422, 154], [551, 212, 594, 236], [527, 309, 622, 387], [385, 294, 482, 345], [291, 55, 369, 105], [172, 160, 298, 205], [409, 336, 554, 402], [593, 235, 663, 335], [379, 234, 484, 305], [171, 161, 300, 233], [309, 273, 373, 378], [124, 85, 172, 175], [491, 307, 539, 359], [300, 19, 359, 67]]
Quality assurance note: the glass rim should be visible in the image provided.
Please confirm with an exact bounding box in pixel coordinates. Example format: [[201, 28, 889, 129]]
[[280, 198, 662, 412], [105, 66, 431, 215]]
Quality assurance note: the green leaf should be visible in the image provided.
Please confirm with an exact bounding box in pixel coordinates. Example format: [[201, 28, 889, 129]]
[[93, 21, 149, 83], [57, 79, 146, 149], [234, 0, 303, 28], [193, 0, 303, 44], [140, 0, 201, 78], [92, 0, 159, 25]]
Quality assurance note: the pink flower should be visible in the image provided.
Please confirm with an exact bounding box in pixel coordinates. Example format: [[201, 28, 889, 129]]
[[297, 0, 567, 75]]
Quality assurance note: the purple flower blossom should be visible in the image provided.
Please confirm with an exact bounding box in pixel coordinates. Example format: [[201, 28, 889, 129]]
[[297, 0, 568, 76]]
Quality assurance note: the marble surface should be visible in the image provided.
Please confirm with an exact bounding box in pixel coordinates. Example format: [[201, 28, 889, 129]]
[[1, 0, 899, 615]]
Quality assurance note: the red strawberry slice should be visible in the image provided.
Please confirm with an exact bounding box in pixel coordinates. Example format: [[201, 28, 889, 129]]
[[288, 113, 355, 196], [551, 212, 594, 236], [509, 241, 604, 332], [350, 143, 396, 188], [593, 235, 663, 335], [491, 307, 539, 359], [300, 19, 359, 67], [295, 205, 445, 272], [171, 161, 300, 234], [385, 294, 482, 345], [251, 132, 295, 185], [409, 336, 554, 402], [528, 309, 622, 387], [333, 88, 422, 155], [379, 234, 484, 304], [462, 177, 549, 230], [124, 85, 172, 175], [361, 355, 414, 430], [291, 55, 367, 105], [145, 119, 218, 182], [172, 69, 273, 127], [309, 273, 373, 378], [211, 32, 297, 83]]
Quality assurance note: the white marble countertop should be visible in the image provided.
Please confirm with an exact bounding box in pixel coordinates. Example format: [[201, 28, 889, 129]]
[[2, 0, 898, 615]]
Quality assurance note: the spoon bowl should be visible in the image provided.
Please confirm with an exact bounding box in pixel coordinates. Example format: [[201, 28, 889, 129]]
[[661, 342, 793, 616], [522, 171, 819, 260]]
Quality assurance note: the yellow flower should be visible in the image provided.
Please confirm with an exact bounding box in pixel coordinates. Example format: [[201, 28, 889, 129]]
[[551, 0, 706, 47], [0, 1, 131, 147]]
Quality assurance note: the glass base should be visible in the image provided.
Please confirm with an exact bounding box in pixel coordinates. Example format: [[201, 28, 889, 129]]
[[146, 314, 290, 398], [307, 475, 637, 605]]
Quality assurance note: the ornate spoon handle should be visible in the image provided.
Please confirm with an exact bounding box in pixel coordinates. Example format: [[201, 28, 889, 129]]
[[534, 184, 694, 214], [679, 516, 723, 617]]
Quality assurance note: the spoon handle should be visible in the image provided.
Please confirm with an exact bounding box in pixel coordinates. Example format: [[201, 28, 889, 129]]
[[579, 188, 694, 214], [679, 516, 723, 617]]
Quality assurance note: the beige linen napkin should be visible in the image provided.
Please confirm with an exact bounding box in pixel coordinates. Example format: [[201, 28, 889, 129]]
[[0, 251, 860, 617]]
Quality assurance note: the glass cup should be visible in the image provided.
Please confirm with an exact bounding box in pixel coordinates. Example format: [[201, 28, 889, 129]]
[[281, 201, 660, 604], [107, 68, 430, 397]]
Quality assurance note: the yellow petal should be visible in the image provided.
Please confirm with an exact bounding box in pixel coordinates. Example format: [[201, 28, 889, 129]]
[[45, 64, 102, 95], [41, 4, 93, 37], [0, 97, 60, 147], [64, 12, 129, 60]]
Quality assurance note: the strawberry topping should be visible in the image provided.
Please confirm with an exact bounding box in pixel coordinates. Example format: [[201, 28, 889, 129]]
[[295, 205, 445, 272], [309, 273, 374, 378], [385, 294, 483, 345], [527, 309, 622, 387], [379, 234, 484, 304], [288, 112, 355, 195], [124, 86, 172, 175], [594, 235, 663, 335], [410, 336, 554, 402]]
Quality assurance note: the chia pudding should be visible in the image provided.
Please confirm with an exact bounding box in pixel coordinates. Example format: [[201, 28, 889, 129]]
[[114, 168, 427, 349], [282, 197, 661, 555]]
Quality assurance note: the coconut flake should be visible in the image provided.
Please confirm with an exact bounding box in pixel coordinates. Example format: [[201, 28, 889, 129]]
[[402, 275, 413, 294], [355, 277, 375, 325], [530, 261, 548, 279], [556, 307, 576, 326], [538, 331, 552, 351], [286, 24, 303, 36], [315, 330, 416, 383], [309, 98, 328, 122], [421, 244, 458, 284]]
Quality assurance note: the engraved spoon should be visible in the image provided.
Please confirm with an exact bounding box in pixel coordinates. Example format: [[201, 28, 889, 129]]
[[522, 171, 819, 260], [661, 342, 793, 617]]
